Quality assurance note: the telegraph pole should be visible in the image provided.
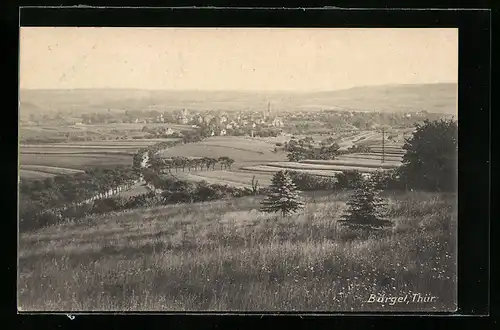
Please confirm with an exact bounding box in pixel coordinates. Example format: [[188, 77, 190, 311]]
[[381, 127, 386, 163]]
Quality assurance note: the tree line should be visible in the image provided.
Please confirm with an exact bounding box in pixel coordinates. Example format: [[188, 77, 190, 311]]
[[19, 166, 140, 229], [147, 155, 235, 174], [131, 130, 236, 176]]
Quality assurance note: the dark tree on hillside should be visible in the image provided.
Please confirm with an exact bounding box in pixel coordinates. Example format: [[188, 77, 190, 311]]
[[250, 175, 259, 195], [202, 157, 211, 171], [287, 151, 306, 162], [399, 119, 458, 192], [207, 157, 218, 170], [147, 155, 164, 173], [218, 157, 227, 170], [338, 179, 392, 230], [261, 170, 305, 217], [225, 158, 235, 170], [186, 158, 195, 172], [318, 142, 340, 160]]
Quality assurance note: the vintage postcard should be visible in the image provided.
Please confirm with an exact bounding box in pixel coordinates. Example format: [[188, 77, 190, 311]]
[[18, 27, 458, 312]]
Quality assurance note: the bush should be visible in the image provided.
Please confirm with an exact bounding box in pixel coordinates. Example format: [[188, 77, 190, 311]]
[[369, 169, 405, 191], [91, 198, 125, 214], [334, 170, 365, 189], [347, 144, 371, 153], [287, 171, 337, 191]]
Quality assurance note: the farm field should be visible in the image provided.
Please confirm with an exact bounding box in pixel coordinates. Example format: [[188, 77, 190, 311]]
[[19, 154, 133, 173], [249, 130, 365, 146], [18, 130, 407, 183], [21, 123, 194, 134], [266, 161, 399, 172], [198, 137, 280, 153], [240, 165, 342, 177], [171, 170, 274, 188], [19, 139, 181, 179], [298, 159, 401, 169], [20, 165, 84, 176], [233, 142, 405, 181], [158, 136, 287, 168], [18, 191, 457, 311], [338, 153, 403, 161], [71, 123, 195, 131], [22, 140, 179, 148], [20, 123, 192, 143], [369, 148, 406, 155], [21, 138, 180, 149], [153, 134, 407, 187], [19, 170, 57, 179]]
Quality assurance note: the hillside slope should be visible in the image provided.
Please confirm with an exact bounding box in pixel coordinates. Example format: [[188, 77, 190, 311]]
[[18, 191, 457, 311], [305, 83, 457, 114], [19, 83, 457, 116]]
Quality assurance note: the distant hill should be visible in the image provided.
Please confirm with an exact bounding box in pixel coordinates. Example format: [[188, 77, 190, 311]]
[[19, 83, 457, 116], [303, 83, 457, 114]]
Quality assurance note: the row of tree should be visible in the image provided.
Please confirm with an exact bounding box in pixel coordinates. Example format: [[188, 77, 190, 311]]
[[132, 140, 184, 173], [130, 126, 238, 179], [147, 156, 236, 173]]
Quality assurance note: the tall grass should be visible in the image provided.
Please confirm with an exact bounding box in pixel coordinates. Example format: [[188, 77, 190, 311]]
[[18, 191, 456, 312]]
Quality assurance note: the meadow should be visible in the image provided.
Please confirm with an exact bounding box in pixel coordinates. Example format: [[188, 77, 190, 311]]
[[272, 160, 400, 170], [18, 190, 457, 312], [158, 136, 287, 169], [19, 170, 57, 180], [154, 136, 405, 186], [18, 131, 404, 185], [19, 165, 84, 176], [298, 159, 401, 169], [240, 165, 343, 177], [20, 123, 194, 142], [174, 170, 274, 188], [19, 153, 133, 175], [337, 153, 403, 162], [369, 148, 406, 155], [19, 138, 180, 178]]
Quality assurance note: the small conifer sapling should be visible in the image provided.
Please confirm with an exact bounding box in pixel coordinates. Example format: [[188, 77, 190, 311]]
[[338, 178, 392, 230], [261, 170, 305, 217]]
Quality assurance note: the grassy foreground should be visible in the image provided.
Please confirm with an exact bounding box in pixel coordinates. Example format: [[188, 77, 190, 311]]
[[18, 190, 457, 312]]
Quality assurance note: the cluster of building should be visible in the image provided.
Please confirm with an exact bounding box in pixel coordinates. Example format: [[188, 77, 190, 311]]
[[173, 102, 285, 136]]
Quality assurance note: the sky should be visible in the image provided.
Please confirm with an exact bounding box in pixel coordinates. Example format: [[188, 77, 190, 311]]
[[19, 27, 458, 92]]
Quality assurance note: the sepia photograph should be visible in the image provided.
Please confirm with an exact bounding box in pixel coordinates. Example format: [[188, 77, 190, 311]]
[[18, 27, 458, 312]]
